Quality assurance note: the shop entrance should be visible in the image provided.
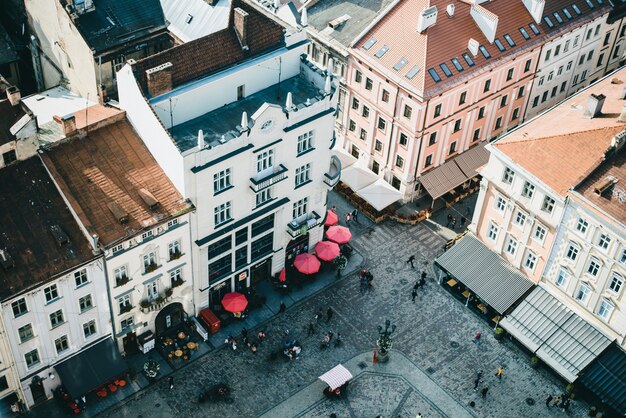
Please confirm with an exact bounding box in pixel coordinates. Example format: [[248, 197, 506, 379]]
[[123, 331, 138, 355], [209, 279, 231, 309], [155, 303, 186, 335], [286, 234, 309, 264], [29, 377, 46, 405], [251, 259, 271, 284]]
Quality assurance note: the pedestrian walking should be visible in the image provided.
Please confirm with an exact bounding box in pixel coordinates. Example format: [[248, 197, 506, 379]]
[[258, 330, 266, 342], [545, 394, 553, 407], [411, 288, 418, 302], [446, 214, 453, 227], [421, 271, 427, 281], [251, 343, 257, 354], [553, 396, 561, 407], [451, 217, 457, 229], [326, 307, 334, 322], [308, 322, 316, 336], [495, 367, 504, 380], [331, 206, 337, 213], [352, 209, 359, 223], [168, 376, 174, 390], [461, 216, 467, 227], [416, 413, 422, 418], [279, 302, 286, 313], [345, 213, 351, 226], [406, 255, 416, 268], [563, 398, 570, 412], [481, 386, 489, 398], [472, 332, 482, 345], [473, 370, 483, 390]]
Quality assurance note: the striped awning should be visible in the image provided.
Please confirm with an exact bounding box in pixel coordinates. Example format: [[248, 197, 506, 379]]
[[579, 343, 626, 415], [500, 286, 613, 383], [318, 364, 353, 390], [435, 233, 534, 314]]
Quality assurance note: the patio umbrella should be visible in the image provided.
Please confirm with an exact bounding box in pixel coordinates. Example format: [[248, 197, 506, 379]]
[[221, 292, 248, 313], [315, 241, 340, 261], [324, 210, 339, 226], [293, 253, 321, 275], [326, 225, 352, 244], [278, 267, 286, 282]]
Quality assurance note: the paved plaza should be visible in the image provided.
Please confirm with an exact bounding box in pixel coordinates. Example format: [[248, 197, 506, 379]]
[[94, 193, 590, 418]]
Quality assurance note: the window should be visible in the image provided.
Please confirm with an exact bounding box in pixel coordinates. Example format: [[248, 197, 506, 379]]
[[377, 117, 386, 131], [348, 119, 356, 132], [506, 236, 518, 256], [114, 266, 128, 285], [167, 219, 178, 229], [111, 243, 124, 254], [560, 81, 567, 93], [483, 79, 491, 92], [597, 300, 614, 320], [545, 49, 552, 61], [143, 252, 157, 272], [532, 96, 539, 108], [551, 86, 557, 98], [79, 295, 93, 312], [142, 230, 153, 240], [587, 51, 594, 62], [440, 63, 453, 77], [576, 284, 591, 303], [530, 23, 540, 35], [576, 218, 589, 234], [479, 45, 491, 59], [495, 116, 503, 129], [557, 66, 563, 76], [354, 70, 362, 83], [213, 168, 232, 193], [578, 55, 585, 66], [566, 60, 573, 71], [477, 106, 485, 120], [382, 89, 390, 102], [514, 210, 527, 227], [594, 23, 601, 36], [609, 274, 624, 294], [44, 284, 59, 303], [495, 196, 506, 212], [359, 128, 367, 140], [597, 53, 605, 67], [0, 376, 8, 392], [541, 195, 555, 214], [120, 317, 134, 331], [18, 324, 34, 343], [375, 140, 383, 152], [72, 269, 88, 287], [524, 251, 538, 271], [25, 349, 40, 369], [352, 97, 359, 110], [459, 92, 467, 105], [295, 163, 311, 186], [256, 150, 273, 173], [502, 167, 515, 184], [453, 119, 462, 132], [237, 84, 245, 100], [512, 108, 520, 121], [587, 258, 601, 277], [2, 150, 17, 166], [362, 106, 369, 118], [500, 95, 508, 108], [462, 53, 475, 67], [365, 78, 373, 90], [434, 104, 442, 118], [403, 105, 412, 118], [487, 222, 499, 241], [566, 243, 579, 261], [538, 76, 545, 86], [556, 268, 569, 287], [520, 27, 531, 40], [54, 335, 69, 355], [449, 142, 457, 154], [395, 155, 404, 168], [399, 133, 408, 147], [429, 132, 437, 146], [50, 310, 64, 328], [506, 68, 514, 81], [83, 320, 96, 338], [424, 155, 433, 167], [251, 233, 274, 261], [256, 188, 272, 206], [118, 294, 131, 312], [170, 267, 183, 287], [169, 241, 181, 260], [292, 197, 308, 219], [428, 68, 442, 82], [547, 71, 554, 82], [524, 59, 532, 72], [554, 45, 561, 56], [235, 247, 247, 270], [208, 255, 231, 282], [533, 224, 547, 242], [146, 281, 158, 300], [621, 249, 626, 264], [504, 34, 516, 47], [452, 58, 464, 72], [12, 298, 27, 317], [472, 128, 480, 141], [597, 233, 611, 250], [573, 35, 580, 47], [214, 202, 232, 226]]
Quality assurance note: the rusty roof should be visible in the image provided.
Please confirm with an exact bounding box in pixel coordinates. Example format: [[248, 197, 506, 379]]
[[41, 118, 192, 246], [0, 157, 95, 301], [133, 0, 285, 96], [0, 99, 29, 146], [354, 0, 609, 98]]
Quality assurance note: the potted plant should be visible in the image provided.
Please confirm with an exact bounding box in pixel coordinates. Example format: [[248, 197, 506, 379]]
[[120, 304, 133, 314], [116, 275, 130, 286], [143, 360, 160, 380], [169, 250, 182, 261], [530, 356, 540, 369], [494, 327, 505, 340], [155, 295, 165, 306], [140, 300, 151, 313], [172, 278, 184, 288], [566, 383, 575, 397], [145, 262, 158, 273], [165, 288, 173, 298]]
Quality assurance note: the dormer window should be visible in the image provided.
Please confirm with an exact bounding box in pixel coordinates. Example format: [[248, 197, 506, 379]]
[[502, 167, 515, 185]]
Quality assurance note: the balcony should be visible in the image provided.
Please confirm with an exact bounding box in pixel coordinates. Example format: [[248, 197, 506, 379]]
[[323, 155, 341, 188], [250, 164, 288, 192], [287, 211, 321, 238]]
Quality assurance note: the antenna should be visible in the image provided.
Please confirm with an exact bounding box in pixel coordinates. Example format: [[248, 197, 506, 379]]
[[85, 93, 89, 136], [276, 56, 282, 101], [169, 97, 173, 135]]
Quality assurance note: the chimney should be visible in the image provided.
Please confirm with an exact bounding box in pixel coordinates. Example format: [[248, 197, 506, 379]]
[[91, 234, 100, 254], [618, 104, 626, 123], [468, 38, 480, 56], [206, 0, 218, 5], [583, 94, 606, 119], [6, 86, 21, 106], [145, 62, 173, 98], [522, 0, 545, 24], [446, 4, 455, 17], [417, 6, 438, 33], [53, 114, 77, 136], [234, 8, 249, 51], [593, 176, 617, 196], [620, 87, 626, 100], [470, 4, 498, 44]]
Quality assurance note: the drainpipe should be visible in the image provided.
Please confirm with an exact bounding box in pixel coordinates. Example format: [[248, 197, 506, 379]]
[[101, 254, 118, 350], [30, 35, 45, 91], [413, 99, 430, 204], [98, 55, 102, 87]]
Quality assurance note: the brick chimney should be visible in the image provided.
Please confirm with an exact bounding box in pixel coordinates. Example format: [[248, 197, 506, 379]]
[[583, 94, 606, 119], [146, 62, 173, 97], [234, 8, 249, 51], [53, 114, 77, 136], [6, 86, 21, 106]]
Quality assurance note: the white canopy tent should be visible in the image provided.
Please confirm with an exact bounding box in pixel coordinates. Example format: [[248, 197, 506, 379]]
[[340, 165, 377, 191], [356, 178, 404, 211], [318, 364, 353, 390], [333, 147, 358, 169]]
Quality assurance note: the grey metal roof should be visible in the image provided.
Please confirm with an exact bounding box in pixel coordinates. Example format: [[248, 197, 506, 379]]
[[579, 343, 626, 415], [500, 286, 612, 383], [160, 0, 231, 42], [435, 233, 534, 314]]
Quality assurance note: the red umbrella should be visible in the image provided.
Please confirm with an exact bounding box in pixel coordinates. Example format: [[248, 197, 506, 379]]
[[326, 225, 352, 244], [293, 253, 321, 275], [278, 267, 286, 282], [221, 292, 248, 313], [315, 241, 340, 261], [324, 210, 339, 226]]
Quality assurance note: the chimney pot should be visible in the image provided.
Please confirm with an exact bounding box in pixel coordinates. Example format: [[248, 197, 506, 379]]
[[145, 62, 173, 98], [6, 86, 21, 106], [618, 104, 626, 123], [620, 87, 626, 100], [53, 114, 77, 136], [583, 93, 606, 119], [234, 8, 249, 51]]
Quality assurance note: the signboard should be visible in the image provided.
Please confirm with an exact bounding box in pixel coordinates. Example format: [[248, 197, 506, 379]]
[[238, 271, 248, 281]]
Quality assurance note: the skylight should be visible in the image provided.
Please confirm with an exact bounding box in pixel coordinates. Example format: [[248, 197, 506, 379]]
[[519, 27, 530, 40], [504, 34, 516, 47], [439, 63, 453, 77], [562, 8, 573, 19], [393, 57, 408, 71], [586, 0, 594, 8], [572, 4, 582, 14], [597, 0, 604, 4], [553, 12, 564, 24], [479, 45, 491, 59], [405, 65, 420, 80], [428, 68, 442, 82], [374, 45, 389, 58], [529, 23, 540, 35], [363, 37, 377, 50], [451, 58, 464, 72], [543, 16, 554, 28], [462, 53, 475, 67], [494, 39, 505, 52]]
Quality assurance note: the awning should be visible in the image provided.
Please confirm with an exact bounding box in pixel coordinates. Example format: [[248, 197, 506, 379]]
[[55, 338, 127, 399], [579, 343, 626, 415], [356, 178, 403, 211], [340, 165, 377, 191], [435, 233, 534, 314], [500, 286, 612, 383], [419, 142, 489, 200], [333, 147, 358, 169], [318, 364, 353, 390]]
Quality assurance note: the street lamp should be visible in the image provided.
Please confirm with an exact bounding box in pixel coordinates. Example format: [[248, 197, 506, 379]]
[[376, 319, 396, 362]]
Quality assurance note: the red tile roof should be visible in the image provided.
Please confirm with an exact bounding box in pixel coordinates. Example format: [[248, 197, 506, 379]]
[[354, 0, 609, 98]]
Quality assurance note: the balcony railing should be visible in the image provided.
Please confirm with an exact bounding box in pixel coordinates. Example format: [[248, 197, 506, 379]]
[[287, 211, 321, 238], [323, 155, 341, 188], [250, 164, 288, 192]]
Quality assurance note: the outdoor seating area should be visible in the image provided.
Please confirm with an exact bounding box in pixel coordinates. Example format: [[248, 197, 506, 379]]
[[443, 278, 500, 324], [157, 320, 204, 368]]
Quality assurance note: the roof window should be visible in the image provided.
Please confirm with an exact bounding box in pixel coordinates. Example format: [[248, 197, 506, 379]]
[[596, 0, 604, 4], [562, 8, 573, 19], [439, 63, 453, 77], [572, 3, 582, 14], [504, 34, 516, 47], [494, 39, 506, 52], [462, 53, 475, 67], [428, 68, 442, 82], [374, 45, 389, 58], [451, 58, 464, 72], [479, 45, 491, 59], [553, 12, 564, 24], [405, 65, 420, 80], [543, 16, 554, 28], [529, 23, 540, 35], [519, 27, 530, 39], [393, 57, 408, 71], [363, 37, 377, 50], [586, 0, 595, 8]]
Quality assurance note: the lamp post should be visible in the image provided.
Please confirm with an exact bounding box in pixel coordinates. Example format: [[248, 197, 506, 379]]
[[376, 319, 396, 363]]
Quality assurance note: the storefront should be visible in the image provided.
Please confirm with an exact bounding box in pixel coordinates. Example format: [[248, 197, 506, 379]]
[[286, 234, 309, 264], [155, 303, 187, 335]]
